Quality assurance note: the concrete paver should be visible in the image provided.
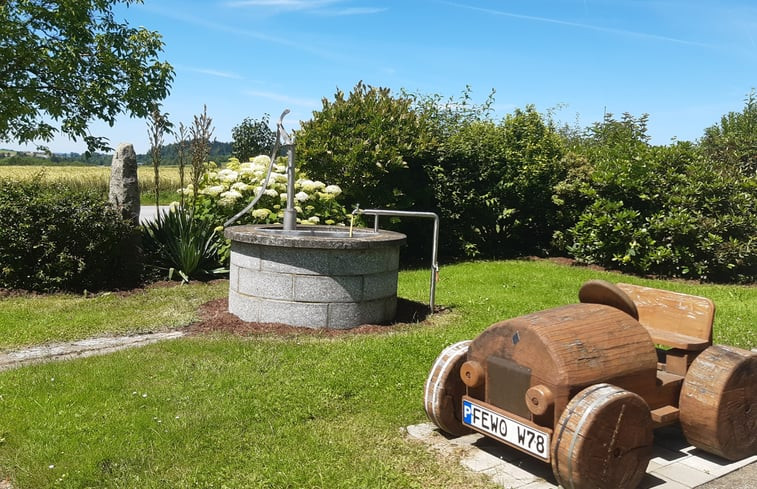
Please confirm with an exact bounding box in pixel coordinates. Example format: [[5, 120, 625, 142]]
[[406, 422, 756, 489]]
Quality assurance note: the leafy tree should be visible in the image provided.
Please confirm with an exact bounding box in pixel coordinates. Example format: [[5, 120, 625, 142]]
[[700, 89, 757, 176], [231, 114, 276, 162], [296, 81, 435, 210], [0, 0, 174, 152]]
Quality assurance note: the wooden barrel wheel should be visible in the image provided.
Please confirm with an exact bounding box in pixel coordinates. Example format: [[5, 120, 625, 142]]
[[423, 340, 472, 436], [551, 384, 653, 489], [679, 345, 756, 461]]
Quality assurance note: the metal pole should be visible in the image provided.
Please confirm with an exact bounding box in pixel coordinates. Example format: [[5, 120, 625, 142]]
[[358, 209, 439, 313]]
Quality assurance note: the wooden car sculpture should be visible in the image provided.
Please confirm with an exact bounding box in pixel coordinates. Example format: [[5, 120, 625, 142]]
[[424, 280, 756, 489]]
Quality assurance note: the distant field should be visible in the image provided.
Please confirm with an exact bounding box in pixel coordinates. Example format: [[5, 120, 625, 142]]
[[0, 165, 184, 204]]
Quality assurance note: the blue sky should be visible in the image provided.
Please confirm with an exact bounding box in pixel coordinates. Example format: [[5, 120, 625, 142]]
[[14, 0, 757, 154]]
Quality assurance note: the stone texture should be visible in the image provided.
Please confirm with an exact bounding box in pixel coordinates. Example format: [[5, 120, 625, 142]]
[[238, 269, 293, 301], [108, 143, 140, 225], [363, 271, 399, 300], [294, 274, 363, 302], [258, 299, 329, 328], [227, 225, 404, 329]]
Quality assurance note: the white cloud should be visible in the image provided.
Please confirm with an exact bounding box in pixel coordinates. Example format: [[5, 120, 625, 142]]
[[243, 90, 320, 108], [181, 66, 243, 79], [226, 0, 343, 10], [442, 1, 714, 48]]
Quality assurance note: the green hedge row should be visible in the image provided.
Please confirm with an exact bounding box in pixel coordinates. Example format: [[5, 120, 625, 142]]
[[0, 179, 141, 292], [296, 85, 756, 283]]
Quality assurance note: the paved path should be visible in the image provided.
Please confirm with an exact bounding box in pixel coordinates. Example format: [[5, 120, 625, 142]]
[[406, 423, 756, 489], [139, 204, 171, 224], [0, 331, 185, 372]]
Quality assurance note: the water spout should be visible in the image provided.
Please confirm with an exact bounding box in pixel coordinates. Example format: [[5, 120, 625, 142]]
[[277, 110, 297, 231]]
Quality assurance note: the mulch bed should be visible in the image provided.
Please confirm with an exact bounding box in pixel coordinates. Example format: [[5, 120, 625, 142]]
[[184, 296, 441, 338]]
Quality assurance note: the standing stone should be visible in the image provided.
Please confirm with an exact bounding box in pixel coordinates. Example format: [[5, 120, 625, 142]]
[[109, 143, 140, 225]]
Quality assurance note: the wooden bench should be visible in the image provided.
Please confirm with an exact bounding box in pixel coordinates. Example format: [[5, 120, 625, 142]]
[[579, 281, 715, 375]]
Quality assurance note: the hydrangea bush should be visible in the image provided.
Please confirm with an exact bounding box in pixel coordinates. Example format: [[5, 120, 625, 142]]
[[179, 155, 350, 264]]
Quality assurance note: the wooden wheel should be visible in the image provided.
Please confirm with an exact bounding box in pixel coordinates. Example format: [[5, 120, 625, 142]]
[[578, 280, 639, 320], [551, 384, 653, 489], [423, 340, 472, 436], [679, 345, 756, 461]]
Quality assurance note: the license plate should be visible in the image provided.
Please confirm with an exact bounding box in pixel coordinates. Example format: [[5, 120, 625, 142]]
[[462, 397, 551, 461]]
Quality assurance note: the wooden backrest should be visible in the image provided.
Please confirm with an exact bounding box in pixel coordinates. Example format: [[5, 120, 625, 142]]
[[615, 283, 715, 351]]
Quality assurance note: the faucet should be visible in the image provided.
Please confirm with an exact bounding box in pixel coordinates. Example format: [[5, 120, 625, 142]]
[[277, 110, 297, 231]]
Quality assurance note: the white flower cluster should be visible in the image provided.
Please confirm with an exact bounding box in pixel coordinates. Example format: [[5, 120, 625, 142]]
[[183, 155, 348, 225]]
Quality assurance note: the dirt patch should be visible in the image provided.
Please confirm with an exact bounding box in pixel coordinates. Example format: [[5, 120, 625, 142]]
[[185, 297, 441, 338]]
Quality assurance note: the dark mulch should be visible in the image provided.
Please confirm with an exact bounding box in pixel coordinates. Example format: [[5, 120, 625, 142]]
[[184, 297, 442, 338]]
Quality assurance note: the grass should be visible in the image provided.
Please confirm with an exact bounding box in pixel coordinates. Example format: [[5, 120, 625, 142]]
[[0, 165, 185, 205], [0, 260, 754, 488], [0, 282, 228, 350]]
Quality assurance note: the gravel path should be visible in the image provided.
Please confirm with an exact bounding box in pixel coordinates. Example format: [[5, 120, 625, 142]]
[[0, 331, 185, 372]]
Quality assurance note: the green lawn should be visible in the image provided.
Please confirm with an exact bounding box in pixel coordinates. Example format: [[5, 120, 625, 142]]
[[0, 260, 754, 488]]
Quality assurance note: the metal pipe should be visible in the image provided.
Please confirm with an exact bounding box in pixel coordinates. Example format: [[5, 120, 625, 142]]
[[223, 110, 288, 228], [278, 111, 297, 231], [357, 208, 439, 313]]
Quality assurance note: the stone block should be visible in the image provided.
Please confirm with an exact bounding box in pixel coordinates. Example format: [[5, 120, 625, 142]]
[[228, 289, 259, 322], [258, 299, 329, 328], [328, 298, 390, 329], [108, 143, 140, 225], [329, 248, 396, 275], [294, 274, 363, 302], [261, 246, 330, 275], [238, 269, 293, 300], [230, 242, 261, 271], [229, 264, 239, 292], [362, 270, 399, 300]]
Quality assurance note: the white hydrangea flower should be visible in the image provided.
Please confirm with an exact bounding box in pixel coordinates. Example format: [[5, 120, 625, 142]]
[[218, 169, 239, 183], [251, 208, 270, 219], [220, 189, 242, 200], [202, 185, 225, 197], [299, 179, 316, 192], [218, 189, 243, 206], [313, 181, 326, 190], [239, 166, 256, 176], [280, 192, 288, 201], [265, 188, 278, 197], [252, 155, 271, 166], [231, 182, 249, 192], [308, 216, 320, 224], [273, 173, 288, 183], [324, 185, 342, 196], [295, 191, 309, 202]]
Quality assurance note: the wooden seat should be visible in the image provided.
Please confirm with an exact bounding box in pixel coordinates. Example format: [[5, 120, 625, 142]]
[[615, 283, 715, 375]]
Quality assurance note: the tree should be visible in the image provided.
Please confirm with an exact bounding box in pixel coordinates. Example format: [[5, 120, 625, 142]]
[[231, 114, 275, 162], [296, 81, 434, 210], [0, 0, 174, 152], [700, 89, 757, 176]]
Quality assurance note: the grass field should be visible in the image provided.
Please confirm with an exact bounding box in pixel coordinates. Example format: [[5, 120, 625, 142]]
[[0, 260, 754, 488], [0, 165, 184, 205]]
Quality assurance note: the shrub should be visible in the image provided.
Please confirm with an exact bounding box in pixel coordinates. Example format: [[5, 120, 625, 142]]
[[0, 179, 141, 292], [564, 115, 756, 283], [180, 155, 349, 265], [296, 81, 436, 211], [424, 105, 567, 258], [140, 207, 225, 282]]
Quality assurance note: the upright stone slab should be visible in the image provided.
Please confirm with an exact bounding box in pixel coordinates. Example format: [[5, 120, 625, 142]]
[[109, 143, 140, 225]]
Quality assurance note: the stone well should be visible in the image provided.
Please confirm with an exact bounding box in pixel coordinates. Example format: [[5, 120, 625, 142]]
[[224, 224, 406, 329]]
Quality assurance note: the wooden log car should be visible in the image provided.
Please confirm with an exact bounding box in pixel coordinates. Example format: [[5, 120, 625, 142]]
[[424, 280, 756, 489]]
